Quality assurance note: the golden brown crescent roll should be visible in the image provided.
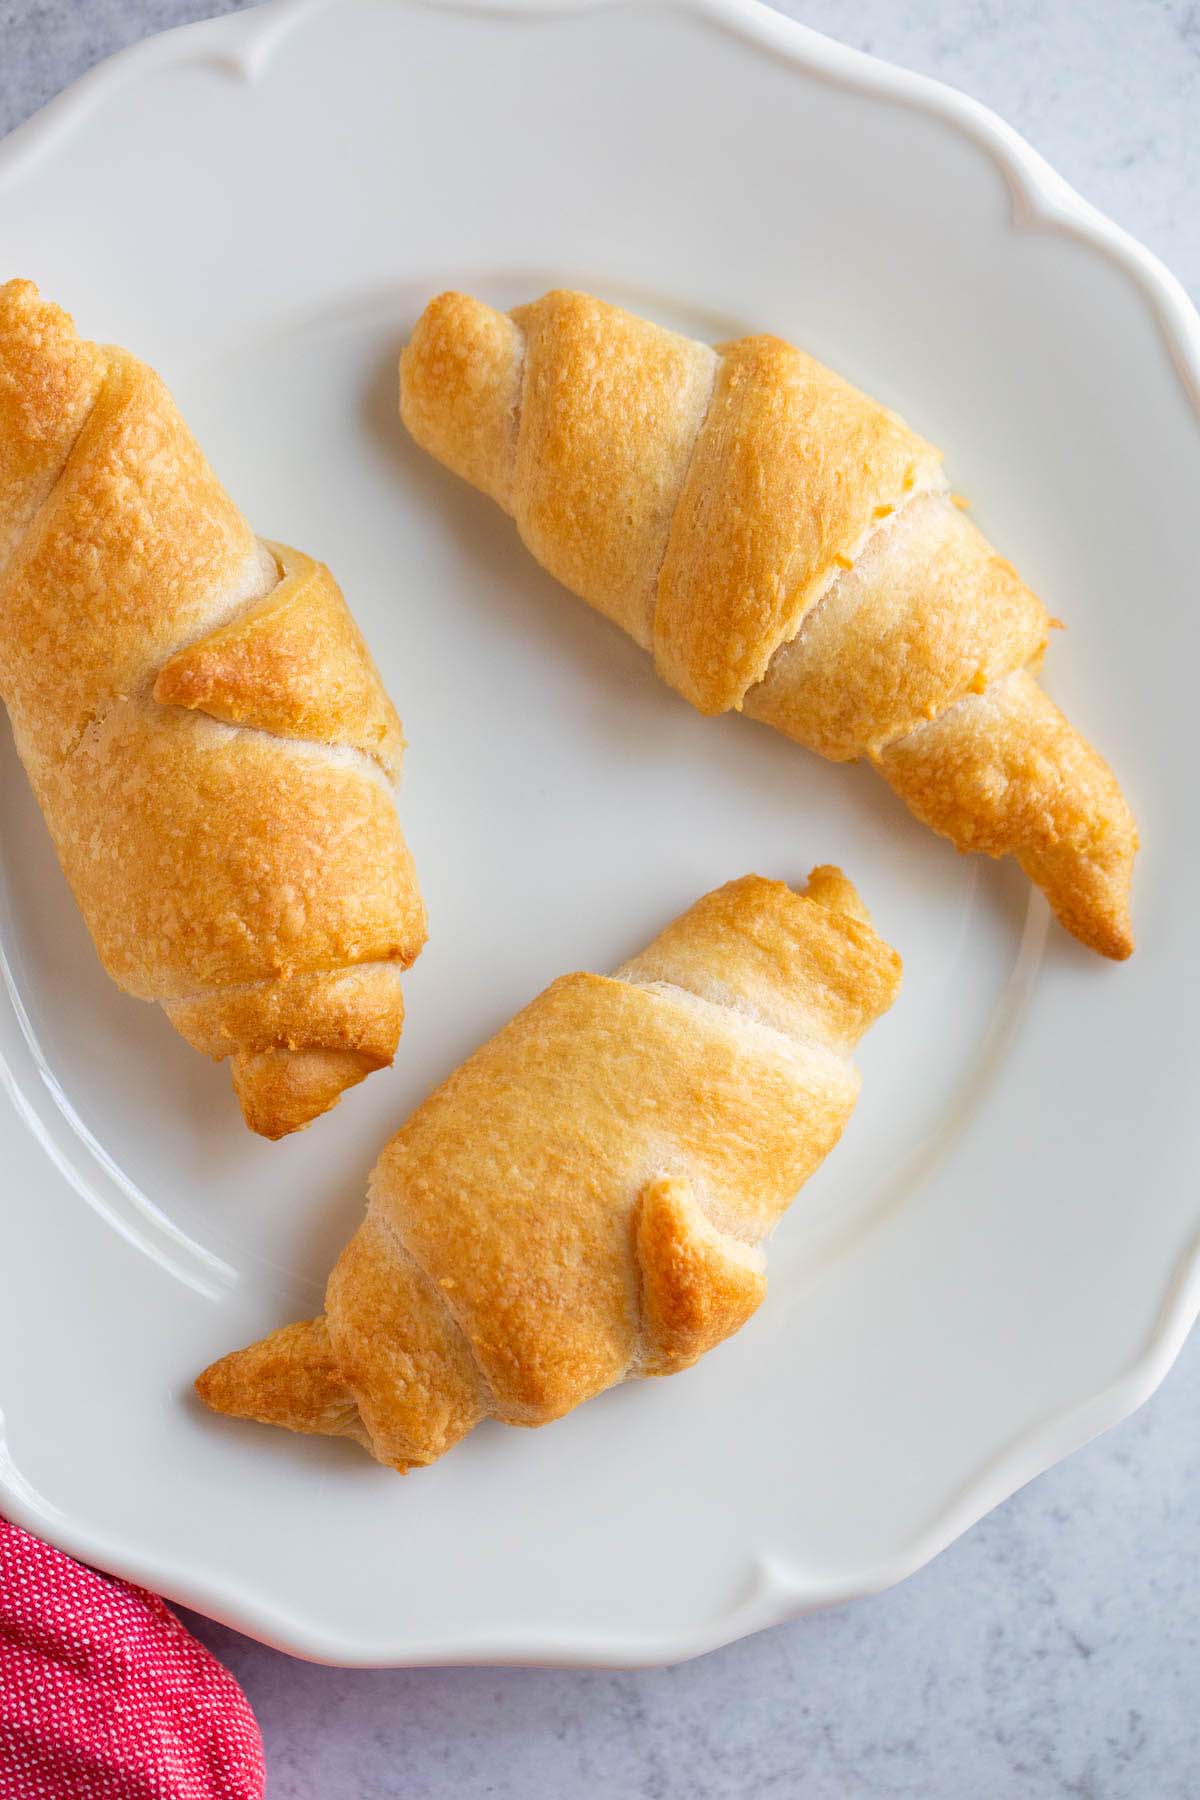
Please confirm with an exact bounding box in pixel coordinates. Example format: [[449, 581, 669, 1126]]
[[197, 866, 900, 1470], [0, 280, 427, 1137], [400, 289, 1137, 960]]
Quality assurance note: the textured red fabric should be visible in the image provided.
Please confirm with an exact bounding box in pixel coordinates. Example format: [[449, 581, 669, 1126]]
[[0, 1519, 265, 1800]]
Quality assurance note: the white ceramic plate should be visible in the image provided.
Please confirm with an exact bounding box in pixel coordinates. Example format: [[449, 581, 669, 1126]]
[[1, 0, 1197, 1669]]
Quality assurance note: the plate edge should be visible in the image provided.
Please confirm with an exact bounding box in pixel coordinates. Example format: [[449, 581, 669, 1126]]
[[1, 0, 1198, 1668]]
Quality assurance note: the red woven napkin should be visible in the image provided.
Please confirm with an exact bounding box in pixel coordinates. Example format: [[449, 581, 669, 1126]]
[[0, 1518, 264, 1799]]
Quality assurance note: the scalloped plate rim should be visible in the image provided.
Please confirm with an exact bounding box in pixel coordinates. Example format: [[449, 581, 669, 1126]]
[[0, 0, 1197, 1669]]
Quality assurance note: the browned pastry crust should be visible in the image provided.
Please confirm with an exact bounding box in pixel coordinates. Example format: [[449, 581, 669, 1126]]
[[400, 290, 1137, 959], [0, 280, 427, 1136], [197, 867, 901, 1470]]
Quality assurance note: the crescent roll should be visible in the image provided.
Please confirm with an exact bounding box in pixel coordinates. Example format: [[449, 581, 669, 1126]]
[[197, 866, 901, 1470], [400, 289, 1137, 960], [0, 281, 427, 1137]]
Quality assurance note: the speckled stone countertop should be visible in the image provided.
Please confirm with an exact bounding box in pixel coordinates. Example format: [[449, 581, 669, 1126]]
[[4, 3, 1199, 1795]]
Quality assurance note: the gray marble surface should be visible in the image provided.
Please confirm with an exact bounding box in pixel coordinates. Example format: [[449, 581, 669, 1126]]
[[3, 1, 1199, 1794]]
